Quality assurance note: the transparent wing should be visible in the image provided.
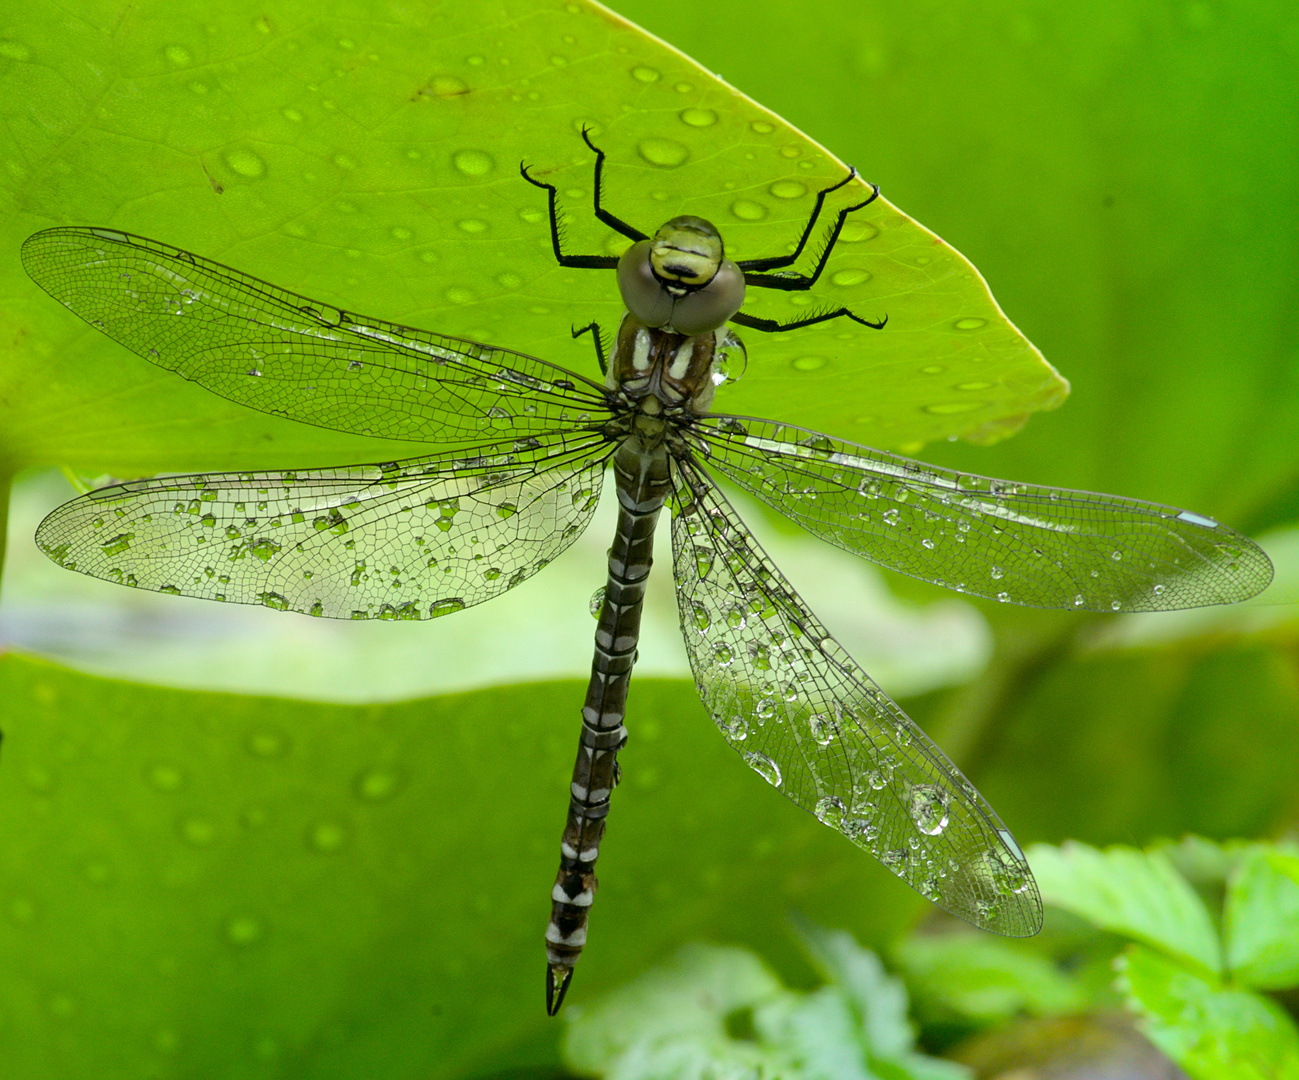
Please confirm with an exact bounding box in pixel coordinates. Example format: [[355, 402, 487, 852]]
[[670, 455, 1042, 936], [21, 227, 610, 444], [36, 431, 611, 620], [691, 416, 1272, 612]]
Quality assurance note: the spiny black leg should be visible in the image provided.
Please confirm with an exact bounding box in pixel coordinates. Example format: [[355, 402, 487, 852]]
[[519, 127, 648, 271], [579, 127, 649, 244], [572, 320, 609, 375], [730, 309, 887, 333], [741, 183, 882, 292], [734, 168, 859, 273], [519, 160, 619, 270]]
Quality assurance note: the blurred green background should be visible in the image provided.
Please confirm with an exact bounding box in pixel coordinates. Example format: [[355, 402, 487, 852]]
[[0, 1, 1296, 1077]]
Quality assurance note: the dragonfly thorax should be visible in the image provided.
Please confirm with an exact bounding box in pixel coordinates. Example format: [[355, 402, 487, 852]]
[[607, 312, 719, 416], [615, 216, 745, 336]]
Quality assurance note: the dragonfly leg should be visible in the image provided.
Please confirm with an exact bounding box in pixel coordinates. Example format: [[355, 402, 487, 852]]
[[571, 320, 609, 376], [579, 126, 651, 243], [520, 126, 648, 272], [734, 169, 865, 274], [737, 180, 881, 289], [730, 308, 888, 333]]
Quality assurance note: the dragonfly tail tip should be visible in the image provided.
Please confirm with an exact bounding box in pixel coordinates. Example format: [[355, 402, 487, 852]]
[[546, 963, 574, 1016]]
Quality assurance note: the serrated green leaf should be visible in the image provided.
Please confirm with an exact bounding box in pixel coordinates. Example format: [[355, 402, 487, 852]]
[[1027, 842, 1220, 975], [795, 922, 913, 1059], [1224, 846, 1299, 990], [565, 937, 969, 1080], [1119, 943, 1299, 1080], [892, 933, 1091, 1023], [561, 944, 783, 1071]]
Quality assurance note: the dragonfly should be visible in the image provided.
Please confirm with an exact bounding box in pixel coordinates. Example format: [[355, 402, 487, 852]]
[[21, 132, 1273, 1015]]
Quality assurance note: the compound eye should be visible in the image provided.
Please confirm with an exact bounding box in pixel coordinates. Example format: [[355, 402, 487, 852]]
[[617, 240, 674, 327], [668, 259, 746, 336]]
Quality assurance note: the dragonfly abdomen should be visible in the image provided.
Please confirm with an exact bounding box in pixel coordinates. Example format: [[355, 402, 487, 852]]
[[545, 439, 670, 1015]]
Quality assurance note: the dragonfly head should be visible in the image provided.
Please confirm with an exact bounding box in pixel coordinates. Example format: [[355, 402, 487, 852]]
[[616, 216, 746, 336]]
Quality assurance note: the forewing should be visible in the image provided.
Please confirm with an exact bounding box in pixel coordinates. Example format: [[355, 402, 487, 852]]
[[670, 456, 1042, 936], [692, 416, 1272, 612], [36, 432, 610, 621], [21, 227, 609, 444]]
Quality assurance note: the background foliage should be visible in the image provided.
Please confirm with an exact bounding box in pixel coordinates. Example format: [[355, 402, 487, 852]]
[[0, 1, 1295, 1077]]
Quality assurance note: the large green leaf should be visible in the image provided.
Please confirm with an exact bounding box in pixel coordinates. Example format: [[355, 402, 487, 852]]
[[0, 652, 930, 1078], [1027, 841, 1221, 976], [1, 0, 1061, 480]]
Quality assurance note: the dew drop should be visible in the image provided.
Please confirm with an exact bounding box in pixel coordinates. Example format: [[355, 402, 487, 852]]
[[452, 148, 495, 176], [163, 44, 192, 65], [1111, 600, 1122, 611], [679, 107, 717, 127], [308, 820, 347, 853], [725, 717, 749, 742], [589, 586, 606, 618], [246, 729, 290, 758], [179, 817, 216, 846], [444, 286, 476, 304], [768, 179, 807, 200], [956, 380, 994, 391], [907, 784, 951, 835], [750, 120, 775, 134], [830, 268, 871, 287], [920, 364, 945, 375], [426, 75, 469, 97], [496, 271, 522, 290], [744, 751, 783, 788], [224, 915, 265, 946], [837, 221, 879, 243], [456, 218, 488, 234], [729, 199, 767, 221], [149, 764, 184, 792], [630, 65, 660, 82], [282, 108, 303, 122], [637, 138, 688, 168], [814, 795, 846, 828], [355, 767, 403, 802], [791, 355, 826, 372], [224, 148, 266, 178], [429, 597, 466, 618]]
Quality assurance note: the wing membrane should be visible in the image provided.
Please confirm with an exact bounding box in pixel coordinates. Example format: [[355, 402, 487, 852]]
[[692, 416, 1272, 612], [37, 432, 611, 620], [670, 455, 1042, 935], [21, 227, 609, 445]]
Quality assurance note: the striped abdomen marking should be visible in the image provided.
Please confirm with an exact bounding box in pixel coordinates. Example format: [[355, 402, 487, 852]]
[[545, 437, 670, 1015]]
